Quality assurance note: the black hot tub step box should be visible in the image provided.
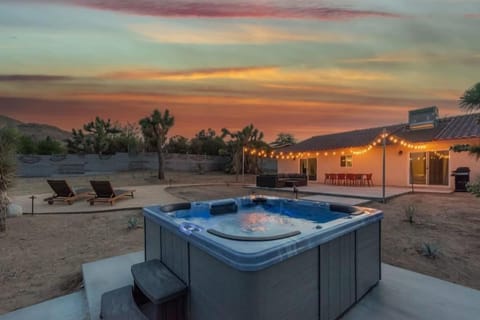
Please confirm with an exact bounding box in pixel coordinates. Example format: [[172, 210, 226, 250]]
[[131, 259, 187, 319], [100, 285, 148, 320]]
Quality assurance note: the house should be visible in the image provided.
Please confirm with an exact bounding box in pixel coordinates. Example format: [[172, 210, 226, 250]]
[[277, 107, 480, 190]]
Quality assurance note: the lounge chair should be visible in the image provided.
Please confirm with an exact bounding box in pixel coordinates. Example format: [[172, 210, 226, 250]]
[[44, 179, 92, 205], [88, 180, 135, 205]]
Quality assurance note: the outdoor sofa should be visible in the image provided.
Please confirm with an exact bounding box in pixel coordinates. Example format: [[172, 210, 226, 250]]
[[256, 173, 308, 188]]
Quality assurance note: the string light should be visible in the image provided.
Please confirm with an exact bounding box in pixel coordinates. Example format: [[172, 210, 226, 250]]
[[240, 132, 427, 159]]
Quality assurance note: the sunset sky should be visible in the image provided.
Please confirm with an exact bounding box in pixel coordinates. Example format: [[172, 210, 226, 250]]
[[0, 0, 479, 141]]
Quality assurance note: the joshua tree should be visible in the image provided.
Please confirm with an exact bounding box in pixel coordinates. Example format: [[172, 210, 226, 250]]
[[83, 117, 121, 154], [0, 128, 18, 232], [66, 117, 121, 154], [139, 109, 175, 180], [221, 124, 267, 180]]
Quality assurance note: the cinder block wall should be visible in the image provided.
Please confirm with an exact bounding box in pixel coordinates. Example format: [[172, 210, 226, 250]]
[[16, 152, 227, 177]]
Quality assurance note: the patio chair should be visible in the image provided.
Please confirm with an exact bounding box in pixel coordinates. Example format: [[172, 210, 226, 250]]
[[346, 173, 355, 186], [44, 179, 91, 205], [365, 173, 374, 187], [354, 174, 364, 186], [324, 173, 335, 185], [336, 173, 346, 185], [88, 180, 135, 205]]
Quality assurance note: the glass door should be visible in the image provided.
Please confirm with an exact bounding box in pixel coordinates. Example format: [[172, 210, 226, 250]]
[[428, 151, 449, 185], [308, 158, 317, 181], [409, 151, 449, 185], [300, 158, 317, 181], [410, 152, 426, 184]]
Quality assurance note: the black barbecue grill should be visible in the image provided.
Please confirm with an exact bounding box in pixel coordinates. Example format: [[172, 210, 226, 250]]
[[451, 167, 470, 192]]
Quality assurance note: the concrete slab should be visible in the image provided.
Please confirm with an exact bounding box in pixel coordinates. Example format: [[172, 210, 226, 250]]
[[251, 183, 412, 201], [300, 195, 370, 206], [292, 183, 411, 200], [81, 252, 480, 320], [342, 264, 480, 320], [0, 290, 88, 320], [82, 251, 144, 320]]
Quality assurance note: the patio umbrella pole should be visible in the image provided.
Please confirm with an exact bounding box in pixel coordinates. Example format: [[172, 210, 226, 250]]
[[382, 128, 386, 203]]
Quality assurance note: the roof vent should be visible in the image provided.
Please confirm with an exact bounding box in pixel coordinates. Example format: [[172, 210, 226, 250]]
[[408, 106, 438, 130]]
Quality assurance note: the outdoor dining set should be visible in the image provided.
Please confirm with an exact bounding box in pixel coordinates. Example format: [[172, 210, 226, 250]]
[[324, 173, 374, 186]]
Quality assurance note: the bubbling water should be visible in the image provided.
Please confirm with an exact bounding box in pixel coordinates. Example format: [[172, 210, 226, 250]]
[[211, 211, 297, 236]]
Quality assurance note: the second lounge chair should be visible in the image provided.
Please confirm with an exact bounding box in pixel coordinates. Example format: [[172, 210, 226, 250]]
[[88, 180, 135, 206]]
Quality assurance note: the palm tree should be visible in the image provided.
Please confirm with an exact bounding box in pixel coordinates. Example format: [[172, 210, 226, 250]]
[[455, 82, 480, 196], [458, 82, 480, 158], [0, 128, 18, 232], [139, 109, 175, 180], [460, 82, 480, 112], [271, 132, 297, 148]]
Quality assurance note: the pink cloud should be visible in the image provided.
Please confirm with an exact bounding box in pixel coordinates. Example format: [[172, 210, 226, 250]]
[[71, 0, 401, 20], [0, 74, 73, 82]]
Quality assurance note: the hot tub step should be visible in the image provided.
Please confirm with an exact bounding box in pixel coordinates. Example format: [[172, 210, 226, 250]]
[[100, 285, 148, 320], [131, 259, 187, 320]]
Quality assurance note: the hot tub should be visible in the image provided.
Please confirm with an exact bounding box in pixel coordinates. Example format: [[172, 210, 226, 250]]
[[143, 196, 383, 320]]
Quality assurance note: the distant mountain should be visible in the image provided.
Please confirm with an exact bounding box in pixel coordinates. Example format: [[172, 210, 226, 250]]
[[0, 115, 71, 141]]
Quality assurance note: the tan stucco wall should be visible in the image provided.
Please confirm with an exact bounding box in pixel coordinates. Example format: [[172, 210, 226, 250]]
[[277, 138, 480, 189]]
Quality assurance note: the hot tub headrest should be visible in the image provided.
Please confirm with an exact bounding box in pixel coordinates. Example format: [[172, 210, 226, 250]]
[[252, 196, 268, 204], [160, 202, 192, 213], [329, 204, 362, 215], [210, 201, 238, 215]]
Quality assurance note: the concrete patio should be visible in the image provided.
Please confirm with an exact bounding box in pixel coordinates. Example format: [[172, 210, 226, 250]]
[[2, 251, 478, 320], [254, 182, 452, 202]]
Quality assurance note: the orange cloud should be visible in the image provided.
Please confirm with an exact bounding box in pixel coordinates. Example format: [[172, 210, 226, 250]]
[[101, 66, 392, 84], [101, 66, 279, 81]]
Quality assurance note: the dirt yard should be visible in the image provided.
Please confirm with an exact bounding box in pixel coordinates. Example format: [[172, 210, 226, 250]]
[[1, 173, 479, 314]]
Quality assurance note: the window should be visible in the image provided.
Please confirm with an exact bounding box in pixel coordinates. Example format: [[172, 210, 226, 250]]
[[340, 155, 352, 168]]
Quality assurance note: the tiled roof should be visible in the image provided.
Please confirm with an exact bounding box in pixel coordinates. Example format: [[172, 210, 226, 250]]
[[282, 113, 480, 152]]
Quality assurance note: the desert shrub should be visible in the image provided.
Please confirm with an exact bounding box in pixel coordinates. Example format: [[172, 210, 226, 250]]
[[127, 216, 139, 230], [404, 203, 417, 223], [37, 136, 65, 155], [420, 243, 439, 259], [466, 180, 480, 197]]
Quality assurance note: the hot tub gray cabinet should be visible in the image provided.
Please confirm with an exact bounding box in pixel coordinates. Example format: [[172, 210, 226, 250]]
[[143, 197, 382, 320]]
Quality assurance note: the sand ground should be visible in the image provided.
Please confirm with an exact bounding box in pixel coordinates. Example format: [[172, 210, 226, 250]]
[[1, 172, 479, 314]]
